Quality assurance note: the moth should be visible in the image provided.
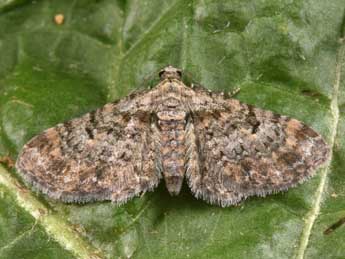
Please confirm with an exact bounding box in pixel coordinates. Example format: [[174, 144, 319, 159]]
[[16, 66, 330, 207]]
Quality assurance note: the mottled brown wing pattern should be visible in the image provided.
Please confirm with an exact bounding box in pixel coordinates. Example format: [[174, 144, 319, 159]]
[[187, 95, 330, 207], [15, 66, 330, 207], [16, 102, 160, 203]]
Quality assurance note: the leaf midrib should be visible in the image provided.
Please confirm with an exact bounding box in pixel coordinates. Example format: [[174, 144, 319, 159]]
[[294, 37, 343, 259]]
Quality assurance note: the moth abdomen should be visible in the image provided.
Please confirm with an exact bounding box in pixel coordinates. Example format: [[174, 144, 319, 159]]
[[157, 110, 187, 196]]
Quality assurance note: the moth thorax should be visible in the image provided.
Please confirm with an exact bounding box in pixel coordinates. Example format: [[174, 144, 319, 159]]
[[157, 110, 186, 121], [165, 96, 181, 107]]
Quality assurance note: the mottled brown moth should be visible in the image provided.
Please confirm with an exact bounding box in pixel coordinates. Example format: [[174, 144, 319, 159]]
[[16, 66, 330, 207]]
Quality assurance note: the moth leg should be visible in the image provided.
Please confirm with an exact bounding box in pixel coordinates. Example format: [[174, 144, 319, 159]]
[[228, 87, 240, 97]]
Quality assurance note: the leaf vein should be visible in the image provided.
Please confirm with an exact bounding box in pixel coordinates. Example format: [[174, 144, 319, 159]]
[[295, 37, 344, 259]]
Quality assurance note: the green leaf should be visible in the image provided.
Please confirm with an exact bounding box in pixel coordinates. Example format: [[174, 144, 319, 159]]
[[0, 1, 344, 258]]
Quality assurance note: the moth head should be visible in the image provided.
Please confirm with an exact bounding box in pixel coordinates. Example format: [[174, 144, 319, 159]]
[[159, 66, 182, 81]]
